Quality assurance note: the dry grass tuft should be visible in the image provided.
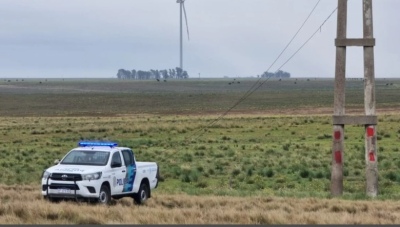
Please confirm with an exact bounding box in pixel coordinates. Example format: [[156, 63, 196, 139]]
[[1, 185, 400, 224]]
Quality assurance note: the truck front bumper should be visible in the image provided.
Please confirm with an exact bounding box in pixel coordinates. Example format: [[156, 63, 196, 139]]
[[41, 178, 101, 200]]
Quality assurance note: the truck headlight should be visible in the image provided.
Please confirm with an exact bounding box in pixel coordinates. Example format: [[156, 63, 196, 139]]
[[82, 172, 102, 181], [42, 171, 51, 179]]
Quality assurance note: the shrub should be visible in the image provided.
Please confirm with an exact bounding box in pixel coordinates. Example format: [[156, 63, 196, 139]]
[[246, 167, 254, 177], [231, 168, 241, 176], [180, 169, 200, 183], [182, 153, 193, 162], [208, 168, 215, 175], [282, 143, 290, 151], [385, 171, 398, 182], [300, 169, 311, 178], [196, 166, 204, 172], [266, 169, 274, 178], [259, 168, 274, 178], [227, 150, 235, 157], [171, 166, 182, 178], [315, 171, 324, 179], [195, 180, 208, 188], [246, 178, 255, 184], [344, 169, 349, 177], [194, 150, 205, 156], [317, 134, 331, 140], [196, 145, 206, 150]]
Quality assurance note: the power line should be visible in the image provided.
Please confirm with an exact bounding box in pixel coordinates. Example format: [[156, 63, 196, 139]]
[[232, 0, 322, 109], [187, 0, 322, 140], [187, 3, 338, 142], [234, 6, 339, 107], [276, 7, 338, 72]]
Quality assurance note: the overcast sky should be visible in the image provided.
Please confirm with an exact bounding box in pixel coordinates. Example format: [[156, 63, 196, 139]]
[[0, 0, 399, 78]]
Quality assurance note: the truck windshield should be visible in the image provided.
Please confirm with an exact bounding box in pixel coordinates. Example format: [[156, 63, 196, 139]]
[[60, 150, 110, 166]]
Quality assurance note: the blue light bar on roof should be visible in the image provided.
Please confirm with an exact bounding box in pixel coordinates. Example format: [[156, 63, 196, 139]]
[[78, 141, 118, 147]]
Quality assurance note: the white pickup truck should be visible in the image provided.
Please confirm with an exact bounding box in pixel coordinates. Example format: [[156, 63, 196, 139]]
[[41, 141, 159, 205]]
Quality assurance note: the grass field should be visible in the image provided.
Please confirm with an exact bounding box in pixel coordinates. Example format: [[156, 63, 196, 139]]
[[1, 78, 400, 116], [1, 78, 400, 224]]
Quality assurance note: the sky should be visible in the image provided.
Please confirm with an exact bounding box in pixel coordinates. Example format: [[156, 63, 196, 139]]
[[0, 0, 399, 79]]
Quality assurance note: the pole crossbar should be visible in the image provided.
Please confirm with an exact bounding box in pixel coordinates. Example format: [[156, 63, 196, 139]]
[[335, 38, 375, 47], [332, 115, 377, 125]]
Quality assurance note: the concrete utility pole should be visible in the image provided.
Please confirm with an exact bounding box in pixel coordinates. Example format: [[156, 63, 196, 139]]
[[363, 0, 378, 197], [331, 0, 347, 197], [331, 0, 378, 197]]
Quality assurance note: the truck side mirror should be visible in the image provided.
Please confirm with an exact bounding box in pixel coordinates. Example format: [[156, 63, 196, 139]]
[[54, 159, 60, 165]]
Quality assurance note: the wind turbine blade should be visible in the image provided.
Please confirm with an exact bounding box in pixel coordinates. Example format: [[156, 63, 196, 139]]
[[182, 2, 190, 41]]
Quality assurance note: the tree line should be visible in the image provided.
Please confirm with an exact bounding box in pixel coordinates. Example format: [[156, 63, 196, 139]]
[[261, 70, 291, 78], [117, 67, 189, 80]]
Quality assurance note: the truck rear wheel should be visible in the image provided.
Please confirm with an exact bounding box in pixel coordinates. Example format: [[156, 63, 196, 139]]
[[98, 184, 111, 205], [133, 183, 148, 205]]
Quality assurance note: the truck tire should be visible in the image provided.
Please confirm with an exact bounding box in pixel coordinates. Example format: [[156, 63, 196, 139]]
[[133, 183, 149, 205], [98, 184, 111, 205]]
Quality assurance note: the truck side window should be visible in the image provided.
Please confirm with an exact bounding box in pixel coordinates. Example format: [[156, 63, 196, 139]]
[[111, 152, 122, 168], [122, 150, 134, 166]]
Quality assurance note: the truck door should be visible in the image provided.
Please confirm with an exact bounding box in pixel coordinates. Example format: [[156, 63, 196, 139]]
[[121, 149, 137, 193], [110, 151, 126, 194]]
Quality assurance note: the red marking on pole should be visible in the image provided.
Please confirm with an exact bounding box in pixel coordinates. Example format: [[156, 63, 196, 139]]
[[335, 151, 342, 164], [367, 127, 374, 137], [369, 152, 375, 162], [334, 131, 341, 140]]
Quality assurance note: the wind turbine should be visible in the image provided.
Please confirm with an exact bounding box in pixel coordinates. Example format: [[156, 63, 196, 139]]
[[177, 0, 190, 72]]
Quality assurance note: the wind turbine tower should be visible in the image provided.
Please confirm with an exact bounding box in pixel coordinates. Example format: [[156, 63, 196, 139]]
[[177, 0, 189, 71]]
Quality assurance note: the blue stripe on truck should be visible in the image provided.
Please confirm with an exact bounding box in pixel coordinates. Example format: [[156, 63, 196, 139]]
[[123, 164, 136, 192]]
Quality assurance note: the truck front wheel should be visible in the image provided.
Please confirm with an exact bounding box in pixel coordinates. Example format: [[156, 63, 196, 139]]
[[133, 183, 148, 205], [98, 184, 111, 205]]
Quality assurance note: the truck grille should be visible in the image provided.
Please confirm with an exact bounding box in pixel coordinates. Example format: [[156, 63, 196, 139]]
[[50, 173, 82, 181], [49, 184, 80, 190]]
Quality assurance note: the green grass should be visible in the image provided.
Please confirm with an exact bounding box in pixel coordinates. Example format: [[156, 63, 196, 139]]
[[0, 114, 400, 199], [0, 78, 400, 199]]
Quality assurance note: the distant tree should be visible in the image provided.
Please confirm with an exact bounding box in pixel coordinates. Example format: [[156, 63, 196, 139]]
[[145, 71, 152, 80], [116, 67, 189, 80], [261, 70, 290, 78], [171, 69, 176, 78], [137, 70, 145, 80], [182, 70, 189, 79], [117, 69, 123, 80], [176, 67, 183, 79], [117, 69, 131, 80], [160, 70, 169, 80], [261, 71, 274, 78], [150, 69, 157, 79], [154, 70, 161, 80], [275, 70, 290, 78], [131, 69, 137, 80]]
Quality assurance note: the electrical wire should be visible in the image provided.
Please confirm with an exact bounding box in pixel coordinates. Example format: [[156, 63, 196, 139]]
[[187, 3, 338, 142], [240, 0, 322, 100], [233, 6, 339, 108]]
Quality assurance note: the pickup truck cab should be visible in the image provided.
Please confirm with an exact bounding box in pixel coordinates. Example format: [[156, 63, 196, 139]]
[[41, 141, 159, 205]]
